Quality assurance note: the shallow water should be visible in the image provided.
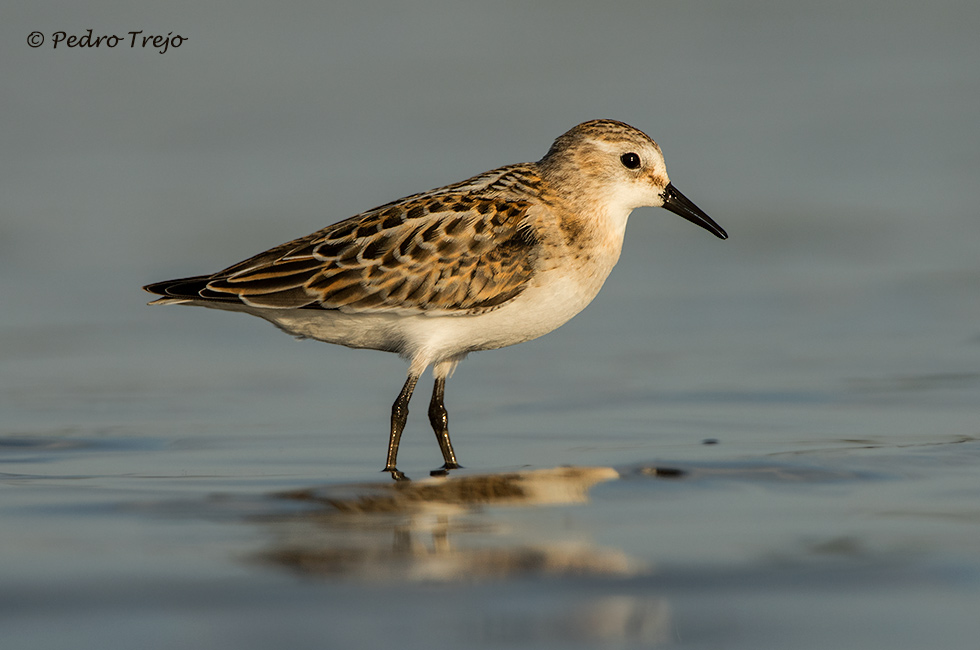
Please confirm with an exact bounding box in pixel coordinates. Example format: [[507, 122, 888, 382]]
[[4, 1, 980, 648]]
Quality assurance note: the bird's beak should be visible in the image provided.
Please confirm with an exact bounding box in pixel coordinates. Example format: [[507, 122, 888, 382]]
[[661, 183, 728, 240]]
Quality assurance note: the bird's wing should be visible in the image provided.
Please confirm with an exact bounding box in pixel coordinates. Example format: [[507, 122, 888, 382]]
[[144, 168, 543, 315]]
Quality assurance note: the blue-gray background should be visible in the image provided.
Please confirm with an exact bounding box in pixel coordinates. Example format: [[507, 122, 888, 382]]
[[3, 2, 979, 648]]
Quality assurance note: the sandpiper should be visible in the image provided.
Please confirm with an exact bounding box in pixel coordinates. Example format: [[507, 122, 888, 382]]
[[144, 119, 727, 479]]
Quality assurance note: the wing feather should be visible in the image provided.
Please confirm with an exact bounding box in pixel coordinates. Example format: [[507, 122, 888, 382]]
[[144, 165, 545, 314]]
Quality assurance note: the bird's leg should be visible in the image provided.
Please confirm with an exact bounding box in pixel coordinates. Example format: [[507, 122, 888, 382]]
[[384, 374, 418, 481], [428, 377, 461, 474]]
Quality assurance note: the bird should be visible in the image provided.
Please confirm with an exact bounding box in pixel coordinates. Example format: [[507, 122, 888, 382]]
[[143, 119, 727, 480]]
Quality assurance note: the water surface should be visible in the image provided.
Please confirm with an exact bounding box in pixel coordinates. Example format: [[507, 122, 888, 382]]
[[3, 1, 980, 648]]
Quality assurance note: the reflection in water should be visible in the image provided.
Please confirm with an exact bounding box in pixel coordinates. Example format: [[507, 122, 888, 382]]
[[479, 595, 673, 646], [253, 466, 675, 644], [252, 460, 852, 584], [241, 459, 877, 646], [254, 466, 647, 582]]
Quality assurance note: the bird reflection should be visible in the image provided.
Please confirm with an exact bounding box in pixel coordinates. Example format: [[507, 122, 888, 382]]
[[254, 466, 647, 582]]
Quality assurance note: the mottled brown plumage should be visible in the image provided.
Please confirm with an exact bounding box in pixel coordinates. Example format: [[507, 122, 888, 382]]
[[146, 166, 545, 315], [143, 119, 727, 479]]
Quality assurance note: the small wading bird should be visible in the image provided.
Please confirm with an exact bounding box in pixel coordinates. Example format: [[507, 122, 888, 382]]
[[144, 119, 727, 480]]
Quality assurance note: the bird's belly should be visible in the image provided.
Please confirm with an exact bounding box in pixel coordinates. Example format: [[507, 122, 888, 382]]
[[214, 258, 613, 366], [445, 269, 606, 352]]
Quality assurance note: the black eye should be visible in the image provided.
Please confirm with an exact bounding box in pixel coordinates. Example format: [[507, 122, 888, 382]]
[[620, 152, 641, 169]]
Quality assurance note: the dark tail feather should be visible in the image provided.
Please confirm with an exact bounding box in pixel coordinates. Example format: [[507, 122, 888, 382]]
[[143, 275, 238, 302]]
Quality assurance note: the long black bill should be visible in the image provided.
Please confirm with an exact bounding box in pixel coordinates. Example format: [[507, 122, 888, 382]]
[[661, 183, 728, 240]]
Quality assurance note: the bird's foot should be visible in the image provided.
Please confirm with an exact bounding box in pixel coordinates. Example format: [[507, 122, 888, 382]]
[[383, 467, 410, 482], [429, 462, 462, 478]]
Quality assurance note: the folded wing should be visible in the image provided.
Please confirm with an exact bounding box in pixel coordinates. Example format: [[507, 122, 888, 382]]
[[144, 190, 540, 316]]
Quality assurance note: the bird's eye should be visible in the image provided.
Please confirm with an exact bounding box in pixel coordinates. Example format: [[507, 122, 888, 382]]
[[620, 152, 641, 169]]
